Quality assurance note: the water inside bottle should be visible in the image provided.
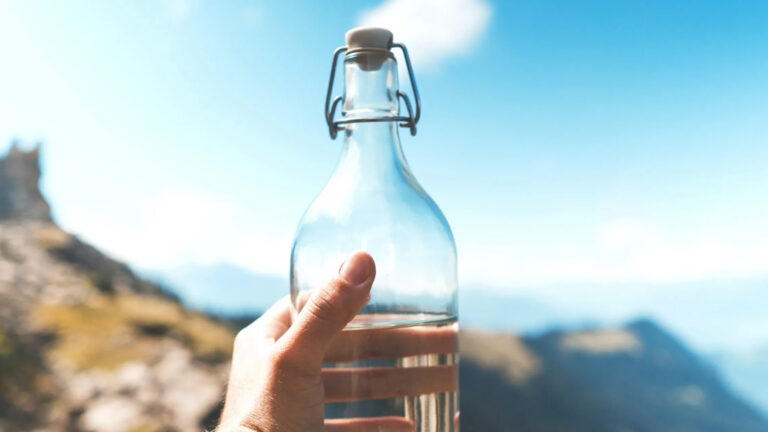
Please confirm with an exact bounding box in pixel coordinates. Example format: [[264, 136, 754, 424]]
[[324, 314, 459, 431]]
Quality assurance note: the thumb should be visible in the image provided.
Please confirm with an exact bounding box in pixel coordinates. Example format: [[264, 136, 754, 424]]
[[276, 251, 375, 371]]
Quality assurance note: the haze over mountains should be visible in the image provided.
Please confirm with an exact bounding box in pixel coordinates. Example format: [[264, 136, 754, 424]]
[[154, 258, 768, 417]]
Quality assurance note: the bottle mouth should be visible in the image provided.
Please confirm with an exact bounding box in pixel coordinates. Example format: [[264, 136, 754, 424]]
[[346, 47, 394, 56]]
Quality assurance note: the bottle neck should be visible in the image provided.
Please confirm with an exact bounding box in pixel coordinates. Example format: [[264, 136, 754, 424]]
[[336, 51, 407, 180], [337, 122, 404, 180], [342, 50, 399, 117]]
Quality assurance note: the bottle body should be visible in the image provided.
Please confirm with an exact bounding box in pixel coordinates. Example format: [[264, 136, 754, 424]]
[[290, 122, 459, 430], [291, 32, 458, 430]]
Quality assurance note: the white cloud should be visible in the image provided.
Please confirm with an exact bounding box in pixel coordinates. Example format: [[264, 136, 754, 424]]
[[358, 0, 492, 68]]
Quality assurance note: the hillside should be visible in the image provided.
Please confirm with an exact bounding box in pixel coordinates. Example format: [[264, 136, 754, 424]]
[[0, 145, 234, 431]]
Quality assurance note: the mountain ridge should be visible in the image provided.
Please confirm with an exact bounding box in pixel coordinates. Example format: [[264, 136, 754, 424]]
[[461, 319, 768, 432]]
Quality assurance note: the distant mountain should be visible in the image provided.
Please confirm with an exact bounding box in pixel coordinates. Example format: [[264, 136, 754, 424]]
[[636, 277, 768, 352], [459, 285, 593, 333], [461, 319, 768, 432], [148, 262, 284, 316]]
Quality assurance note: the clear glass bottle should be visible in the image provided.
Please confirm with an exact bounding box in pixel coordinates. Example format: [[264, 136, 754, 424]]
[[290, 27, 458, 431]]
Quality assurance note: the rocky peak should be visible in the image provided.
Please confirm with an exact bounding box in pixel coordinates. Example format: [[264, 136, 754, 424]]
[[0, 142, 52, 222]]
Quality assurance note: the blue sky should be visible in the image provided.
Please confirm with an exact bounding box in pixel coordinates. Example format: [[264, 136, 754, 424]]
[[2, 0, 768, 350]]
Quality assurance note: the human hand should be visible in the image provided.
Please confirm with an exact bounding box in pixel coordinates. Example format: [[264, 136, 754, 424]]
[[218, 251, 458, 432]]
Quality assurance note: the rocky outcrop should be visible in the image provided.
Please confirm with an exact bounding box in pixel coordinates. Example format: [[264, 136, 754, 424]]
[[0, 221, 234, 432], [0, 142, 234, 431], [0, 143, 52, 222]]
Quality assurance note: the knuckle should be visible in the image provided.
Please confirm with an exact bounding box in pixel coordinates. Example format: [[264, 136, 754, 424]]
[[305, 283, 346, 326], [306, 281, 348, 323], [267, 347, 291, 369], [233, 326, 254, 350]]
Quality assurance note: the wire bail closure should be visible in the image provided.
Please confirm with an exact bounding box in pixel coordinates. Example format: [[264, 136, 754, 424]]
[[325, 43, 421, 139]]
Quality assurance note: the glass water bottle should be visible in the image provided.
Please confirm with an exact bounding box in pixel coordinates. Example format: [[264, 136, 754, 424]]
[[290, 27, 459, 431]]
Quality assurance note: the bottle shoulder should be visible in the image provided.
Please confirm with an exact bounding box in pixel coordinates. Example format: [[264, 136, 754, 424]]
[[294, 170, 455, 250]]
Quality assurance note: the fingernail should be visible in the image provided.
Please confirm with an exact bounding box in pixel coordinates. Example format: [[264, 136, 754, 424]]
[[339, 252, 373, 286]]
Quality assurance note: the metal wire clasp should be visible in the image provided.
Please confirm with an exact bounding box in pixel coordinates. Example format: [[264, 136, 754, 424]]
[[324, 43, 421, 139]]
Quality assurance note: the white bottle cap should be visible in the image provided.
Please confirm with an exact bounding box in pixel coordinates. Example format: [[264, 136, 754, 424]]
[[345, 27, 393, 51]]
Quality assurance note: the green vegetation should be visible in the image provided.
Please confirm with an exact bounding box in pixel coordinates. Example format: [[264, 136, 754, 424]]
[[34, 294, 235, 371], [0, 328, 13, 357], [0, 327, 35, 388], [0, 325, 47, 426], [33, 224, 72, 249], [89, 272, 115, 295]]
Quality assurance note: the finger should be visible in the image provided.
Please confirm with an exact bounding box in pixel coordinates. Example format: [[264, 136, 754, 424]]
[[324, 417, 415, 432], [324, 324, 458, 363], [255, 296, 293, 341], [276, 251, 375, 371], [223, 297, 293, 423], [232, 296, 292, 355], [322, 365, 458, 402], [292, 289, 312, 315]]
